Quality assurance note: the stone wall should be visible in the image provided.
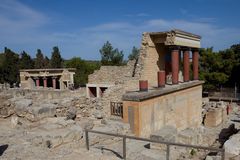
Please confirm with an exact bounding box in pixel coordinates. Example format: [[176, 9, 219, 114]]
[[20, 68, 75, 90], [202, 101, 228, 127], [1, 88, 86, 100], [123, 84, 203, 137], [86, 33, 166, 101], [87, 32, 183, 93], [88, 60, 139, 85], [0, 83, 10, 90], [204, 108, 227, 127], [136, 33, 161, 87], [137, 33, 185, 87], [87, 59, 141, 104], [87, 32, 195, 120]]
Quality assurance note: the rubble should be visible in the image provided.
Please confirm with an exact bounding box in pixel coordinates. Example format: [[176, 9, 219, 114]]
[[202, 100, 228, 127], [66, 106, 77, 120], [0, 88, 132, 159], [1, 80, 240, 160], [150, 125, 177, 143], [224, 131, 240, 156]]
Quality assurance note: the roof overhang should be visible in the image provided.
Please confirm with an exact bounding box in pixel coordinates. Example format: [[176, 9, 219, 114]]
[[20, 68, 76, 72], [149, 29, 201, 48]]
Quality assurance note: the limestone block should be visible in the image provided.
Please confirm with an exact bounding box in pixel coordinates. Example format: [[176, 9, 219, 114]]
[[205, 155, 221, 160], [62, 125, 83, 143], [11, 116, 19, 128], [33, 103, 57, 120], [150, 126, 177, 149], [204, 108, 224, 127], [177, 128, 201, 145], [224, 132, 240, 156], [13, 99, 33, 116]]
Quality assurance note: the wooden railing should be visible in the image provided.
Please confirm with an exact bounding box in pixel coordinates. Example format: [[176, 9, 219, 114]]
[[110, 102, 123, 118]]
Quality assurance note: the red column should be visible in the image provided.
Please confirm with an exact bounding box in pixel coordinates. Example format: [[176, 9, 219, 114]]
[[43, 77, 47, 88], [36, 78, 40, 87], [52, 77, 56, 89], [183, 49, 190, 82], [139, 80, 148, 91], [158, 71, 165, 87], [192, 49, 199, 80], [171, 48, 179, 84]]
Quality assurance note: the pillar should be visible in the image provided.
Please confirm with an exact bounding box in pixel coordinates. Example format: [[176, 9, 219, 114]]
[[97, 87, 100, 98], [52, 77, 57, 89], [139, 80, 148, 91], [183, 49, 190, 82], [171, 47, 179, 84], [192, 49, 199, 80], [35, 77, 40, 87], [158, 71, 165, 87], [43, 77, 47, 88]]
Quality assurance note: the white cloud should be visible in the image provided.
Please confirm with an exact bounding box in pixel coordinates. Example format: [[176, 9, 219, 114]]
[[0, 0, 239, 60], [73, 19, 240, 59], [80, 19, 240, 54], [0, 0, 48, 31]]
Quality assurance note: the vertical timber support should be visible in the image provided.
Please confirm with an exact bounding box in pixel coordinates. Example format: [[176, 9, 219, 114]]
[[183, 49, 190, 82], [35, 77, 40, 87], [171, 47, 179, 84], [43, 77, 47, 88], [139, 80, 148, 91], [52, 76, 57, 89], [192, 49, 199, 80], [158, 71, 165, 87]]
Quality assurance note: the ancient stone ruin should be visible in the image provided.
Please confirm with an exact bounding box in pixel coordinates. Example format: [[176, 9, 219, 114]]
[[1, 29, 240, 160], [20, 68, 76, 90], [85, 29, 240, 159], [87, 29, 203, 137]]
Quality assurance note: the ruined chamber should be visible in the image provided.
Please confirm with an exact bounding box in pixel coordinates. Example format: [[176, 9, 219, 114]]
[[123, 29, 203, 137], [87, 29, 204, 138], [20, 68, 75, 90]]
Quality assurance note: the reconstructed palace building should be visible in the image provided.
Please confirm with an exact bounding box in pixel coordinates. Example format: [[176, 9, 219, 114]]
[[20, 68, 75, 90]]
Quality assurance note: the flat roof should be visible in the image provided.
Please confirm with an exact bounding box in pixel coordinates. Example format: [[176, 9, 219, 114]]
[[149, 29, 201, 39], [20, 68, 76, 72], [122, 81, 204, 102], [147, 29, 201, 48]]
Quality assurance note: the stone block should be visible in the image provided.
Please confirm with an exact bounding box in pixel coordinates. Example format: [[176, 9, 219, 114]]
[[150, 126, 177, 149], [204, 108, 225, 127], [224, 132, 240, 156], [177, 128, 201, 145]]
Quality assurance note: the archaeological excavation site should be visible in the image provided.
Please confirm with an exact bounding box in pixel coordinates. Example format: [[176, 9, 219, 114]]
[[1, 30, 240, 160]]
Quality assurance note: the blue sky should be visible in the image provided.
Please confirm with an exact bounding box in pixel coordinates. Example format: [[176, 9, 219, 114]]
[[0, 0, 240, 60]]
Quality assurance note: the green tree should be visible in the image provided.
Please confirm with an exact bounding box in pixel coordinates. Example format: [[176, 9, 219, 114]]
[[219, 49, 237, 75], [43, 56, 50, 68], [64, 57, 100, 86], [227, 44, 240, 86], [199, 48, 227, 90], [0, 53, 5, 83], [128, 46, 139, 60], [231, 44, 240, 60], [199, 47, 240, 91], [19, 51, 34, 69], [2, 47, 19, 86], [100, 41, 124, 66], [34, 49, 45, 69], [50, 46, 63, 68]]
